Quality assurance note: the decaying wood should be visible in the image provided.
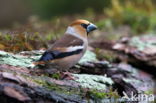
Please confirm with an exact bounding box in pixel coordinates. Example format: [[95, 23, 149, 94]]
[[112, 35, 156, 76], [76, 62, 138, 96], [0, 50, 155, 103], [90, 35, 156, 76]]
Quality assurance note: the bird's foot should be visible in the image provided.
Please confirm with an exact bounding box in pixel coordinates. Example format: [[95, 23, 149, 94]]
[[61, 72, 76, 80]]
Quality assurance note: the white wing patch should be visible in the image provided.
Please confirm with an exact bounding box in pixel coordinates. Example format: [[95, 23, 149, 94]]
[[67, 46, 84, 52]]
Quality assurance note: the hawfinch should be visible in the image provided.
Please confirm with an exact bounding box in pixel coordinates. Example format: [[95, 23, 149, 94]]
[[33, 19, 97, 71]]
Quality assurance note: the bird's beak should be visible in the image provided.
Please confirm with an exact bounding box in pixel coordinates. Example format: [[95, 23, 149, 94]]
[[87, 23, 97, 33]]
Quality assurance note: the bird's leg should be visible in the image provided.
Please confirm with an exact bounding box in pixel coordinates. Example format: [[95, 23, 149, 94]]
[[61, 71, 76, 80]]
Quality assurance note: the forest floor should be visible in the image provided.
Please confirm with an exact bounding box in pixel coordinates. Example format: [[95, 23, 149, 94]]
[[0, 17, 155, 103]]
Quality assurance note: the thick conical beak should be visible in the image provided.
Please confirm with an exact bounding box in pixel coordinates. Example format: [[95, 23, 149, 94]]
[[87, 23, 97, 33]]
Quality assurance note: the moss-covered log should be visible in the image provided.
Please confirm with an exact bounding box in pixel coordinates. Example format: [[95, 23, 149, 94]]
[[113, 34, 156, 76], [0, 50, 154, 103]]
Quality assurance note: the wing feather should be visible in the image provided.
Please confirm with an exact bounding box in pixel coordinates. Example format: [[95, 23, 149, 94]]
[[37, 34, 84, 62]]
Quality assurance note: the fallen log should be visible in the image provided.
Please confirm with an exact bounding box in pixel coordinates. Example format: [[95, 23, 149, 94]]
[[0, 50, 154, 103]]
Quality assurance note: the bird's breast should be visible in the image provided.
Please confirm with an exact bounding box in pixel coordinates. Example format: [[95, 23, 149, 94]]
[[53, 52, 85, 70]]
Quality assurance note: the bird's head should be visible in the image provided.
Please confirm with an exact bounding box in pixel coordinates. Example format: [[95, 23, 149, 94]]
[[66, 19, 97, 39]]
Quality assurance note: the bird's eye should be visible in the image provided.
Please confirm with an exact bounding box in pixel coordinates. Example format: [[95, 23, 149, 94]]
[[81, 23, 88, 29]]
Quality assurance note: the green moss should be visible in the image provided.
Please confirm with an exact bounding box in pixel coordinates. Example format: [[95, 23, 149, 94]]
[[32, 76, 82, 95], [87, 89, 119, 99], [1, 70, 80, 96], [144, 90, 153, 95], [32, 77, 63, 91], [95, 48, 117, 62], [87, 90, 108, 99], [50, 73, 61, 80], [4, 34, 12, 41]]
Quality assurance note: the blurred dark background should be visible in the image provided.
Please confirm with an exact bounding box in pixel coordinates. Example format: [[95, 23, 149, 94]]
[[0, 0, 110, 27], [1, 0, 155, 28], [0, 0, 156, 52]]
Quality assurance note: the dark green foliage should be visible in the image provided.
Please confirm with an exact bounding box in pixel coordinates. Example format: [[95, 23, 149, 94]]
[[0, 0, 156, 52], [102, 0, 156, 34], [29, 0, 111, 19]]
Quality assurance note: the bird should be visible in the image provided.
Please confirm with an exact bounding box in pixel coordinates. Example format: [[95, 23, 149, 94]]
[[32, 19, 97, 75]]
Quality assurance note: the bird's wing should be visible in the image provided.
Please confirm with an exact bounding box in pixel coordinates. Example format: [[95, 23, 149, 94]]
[[37, 34, 84, 62], [51, 34, 84, 48], [38, 49, 83, 62]]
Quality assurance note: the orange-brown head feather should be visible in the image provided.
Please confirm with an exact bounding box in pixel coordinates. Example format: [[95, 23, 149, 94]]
[[66, 19, 97, 39], [70, 19, 90, 26]]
